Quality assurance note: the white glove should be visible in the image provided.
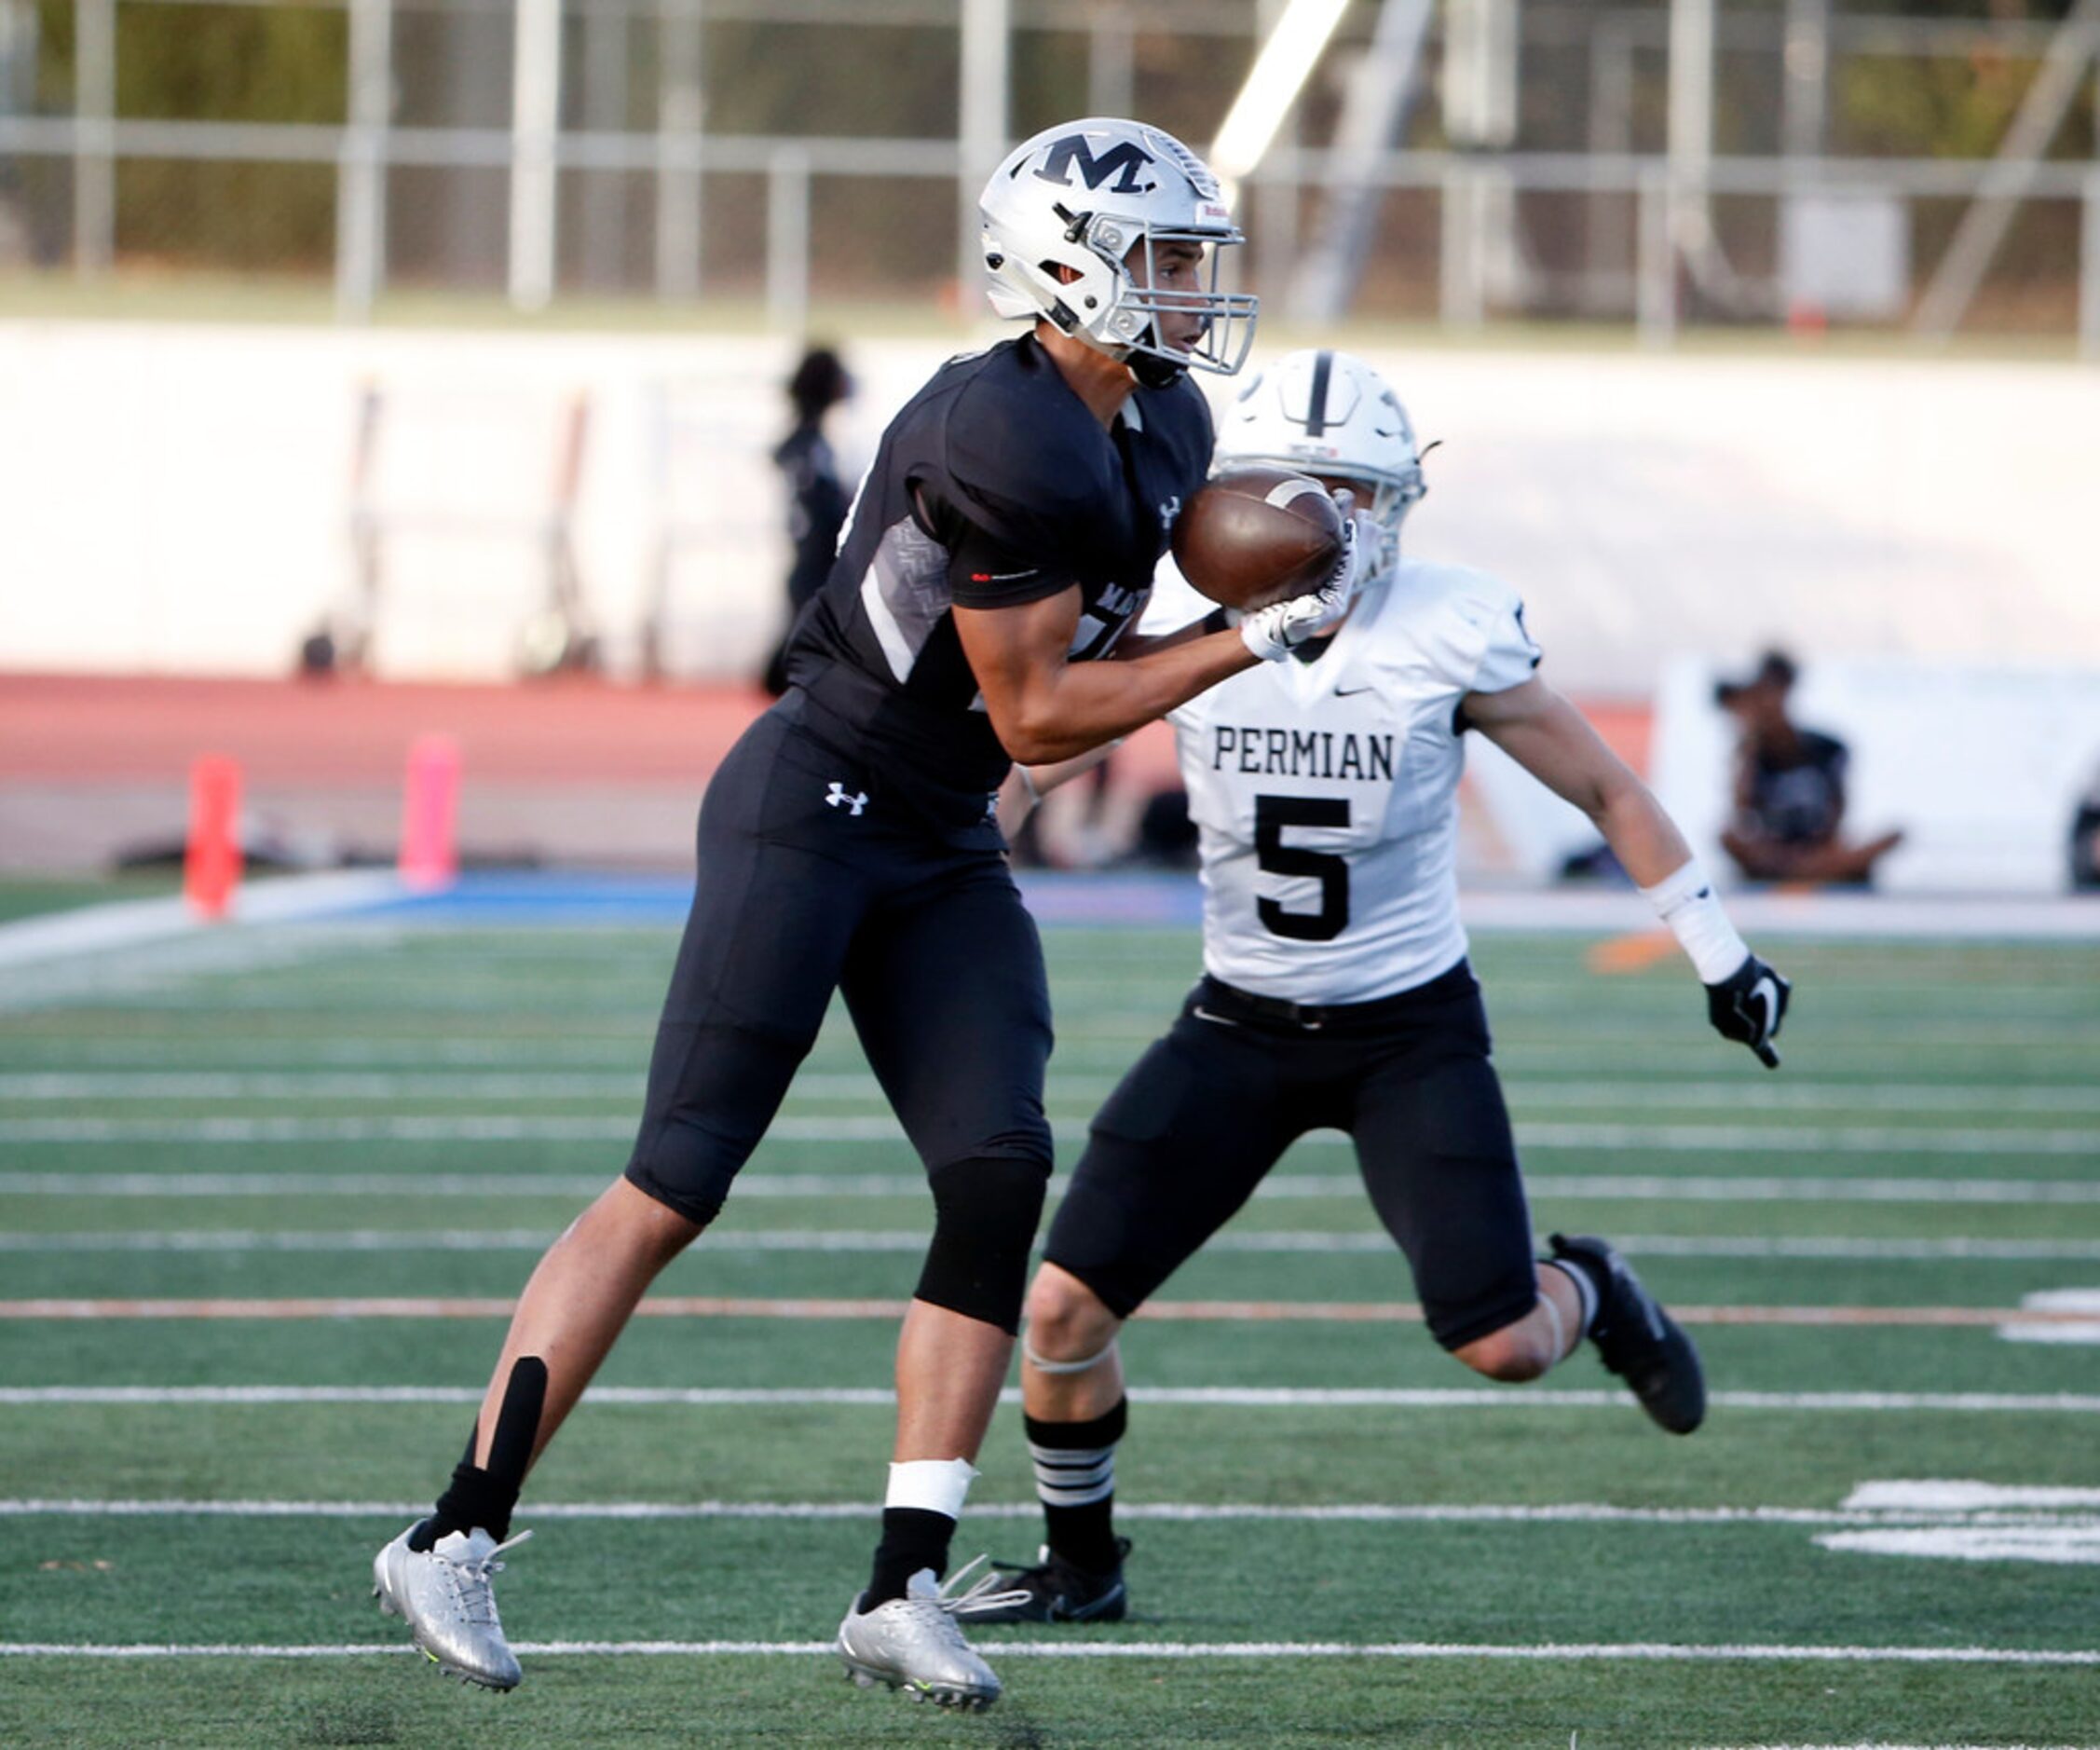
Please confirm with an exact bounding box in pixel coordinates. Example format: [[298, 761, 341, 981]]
[[1238, 501, 1377, 663]]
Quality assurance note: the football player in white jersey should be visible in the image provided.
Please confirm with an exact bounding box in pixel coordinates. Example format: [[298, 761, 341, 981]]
[[966, 349, 1793, 1625]]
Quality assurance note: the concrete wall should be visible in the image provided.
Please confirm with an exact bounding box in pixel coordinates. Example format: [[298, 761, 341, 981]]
[[3, 321, 2096, 694]]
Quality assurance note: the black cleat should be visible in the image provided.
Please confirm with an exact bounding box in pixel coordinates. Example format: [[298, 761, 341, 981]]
[[954, 1539, 1131, 1624], [1550, 1233, 1706, 1435]]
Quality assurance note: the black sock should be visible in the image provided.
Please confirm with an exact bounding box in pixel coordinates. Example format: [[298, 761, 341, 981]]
[[418, 1457, 520, 1548], [866, 1507, 955, 1607], [1025, 1398, 1127, 1574], [414, 1357, 547, 1549]]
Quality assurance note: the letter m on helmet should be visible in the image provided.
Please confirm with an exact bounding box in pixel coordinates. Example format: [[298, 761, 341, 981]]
[[1033, 134, 1157, 196]]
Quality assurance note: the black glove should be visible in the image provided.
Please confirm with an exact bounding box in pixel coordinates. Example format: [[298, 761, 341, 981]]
[[1706, 954, 1792, 1069]]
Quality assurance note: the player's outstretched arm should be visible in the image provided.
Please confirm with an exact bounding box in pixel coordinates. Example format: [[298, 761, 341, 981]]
[[1466, 677, 1793, 1068], [955, 588, 1261, 767]]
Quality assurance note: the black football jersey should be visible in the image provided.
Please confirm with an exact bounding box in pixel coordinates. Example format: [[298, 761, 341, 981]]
[[786, 335, 1213, 836]]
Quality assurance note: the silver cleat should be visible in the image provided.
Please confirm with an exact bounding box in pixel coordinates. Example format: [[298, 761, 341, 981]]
[[835, 1558, 1027, 1711], [372, 1521, 532, 1690]]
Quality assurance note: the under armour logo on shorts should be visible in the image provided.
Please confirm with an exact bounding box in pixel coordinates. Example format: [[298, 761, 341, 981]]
[[825, 782, 868, 816]]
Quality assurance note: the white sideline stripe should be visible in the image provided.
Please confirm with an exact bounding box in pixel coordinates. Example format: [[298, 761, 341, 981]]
[[11, 1073, 2100, 1114], [7, 1385, 2100, 1414], [5, 1115, 2097, 1154], [1, 1639, 2093, 1666], [9, 1229, 2100, 1262], [7, 1497, 2100, 1530], [7, 1170, 2100, 1206], [0, 871, 402, 975]]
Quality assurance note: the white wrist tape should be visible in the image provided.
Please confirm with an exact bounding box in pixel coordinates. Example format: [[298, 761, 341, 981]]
[[885, 1457, 978, 1520], [1012, 765, 1040, 806], [1641, 857, 1750, 985]]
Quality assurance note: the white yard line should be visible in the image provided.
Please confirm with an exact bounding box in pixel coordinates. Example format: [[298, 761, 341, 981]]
[[5, 1497, 2098, 1529], [1847, 1482, 2100, 1511], [5, 1385, 2098, 1413], [6, 1170, 2099, 1205], [0, 1638, 2093, 1665], [3, 1115, 2095, 1154], [6, 1229, 2098, 1261], [1816, 1527, 2100, 1565], [8, 1073, 2100, 1114], [0, 1297, 2087, 1327]]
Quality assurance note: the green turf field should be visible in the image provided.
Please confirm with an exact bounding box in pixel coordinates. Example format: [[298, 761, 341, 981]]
[[2, 913, 2097, 1748]]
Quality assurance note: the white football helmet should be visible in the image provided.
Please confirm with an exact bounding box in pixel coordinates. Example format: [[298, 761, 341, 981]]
[[1216, 349, 1426, 580], [980, 117, 1258, 387]]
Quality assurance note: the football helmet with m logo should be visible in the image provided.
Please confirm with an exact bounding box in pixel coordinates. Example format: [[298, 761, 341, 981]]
[[980, 117, 1257, 389]]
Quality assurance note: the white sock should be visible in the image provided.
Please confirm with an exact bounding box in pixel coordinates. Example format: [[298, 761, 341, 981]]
[[1543, 1258, 1599, 1338], [885, 1457, 977, 1521]]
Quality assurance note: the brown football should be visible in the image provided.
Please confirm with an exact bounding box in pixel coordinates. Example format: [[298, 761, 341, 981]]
[[1170, 465, 1346, 611]]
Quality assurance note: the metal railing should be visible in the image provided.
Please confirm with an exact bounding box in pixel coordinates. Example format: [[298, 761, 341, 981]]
[[2, 0, 2095, 353]]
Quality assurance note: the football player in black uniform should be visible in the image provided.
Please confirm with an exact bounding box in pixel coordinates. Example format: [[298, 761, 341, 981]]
[[371, 118, 1370, 1711]]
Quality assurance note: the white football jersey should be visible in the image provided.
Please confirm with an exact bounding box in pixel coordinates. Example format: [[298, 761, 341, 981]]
[[1149, 558, 1542, 1004]]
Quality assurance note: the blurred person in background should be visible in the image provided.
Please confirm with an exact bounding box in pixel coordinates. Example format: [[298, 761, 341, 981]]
[[966, 351, 1793, 1627], [1716, 649, 1903, 886], [2069, 755, 2100, 891], [369, 117, 1367, 1713], [760, 345, 855, 697]]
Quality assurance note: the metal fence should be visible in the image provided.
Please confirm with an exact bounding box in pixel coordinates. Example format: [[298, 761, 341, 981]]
[[1, 0, 2095, 352]]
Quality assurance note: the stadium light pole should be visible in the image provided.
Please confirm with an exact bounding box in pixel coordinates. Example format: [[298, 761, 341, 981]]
[[1210, 0, 1350, 208], [73, 0, 115, 276], [509, 0, 561, 313], [334, 0, 392, 321], [959, 0, 1009, 308], [656, 1, 703, 304]]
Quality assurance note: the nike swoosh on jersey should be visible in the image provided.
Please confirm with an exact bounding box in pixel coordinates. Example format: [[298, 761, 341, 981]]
[[1333, 685, 1376, 698]]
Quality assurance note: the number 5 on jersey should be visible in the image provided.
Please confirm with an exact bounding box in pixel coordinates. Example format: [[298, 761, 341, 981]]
[[1255, 794, 1350, 941]]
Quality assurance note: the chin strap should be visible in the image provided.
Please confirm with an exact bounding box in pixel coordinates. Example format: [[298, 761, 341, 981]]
[[1127, 348, 1186, 390]]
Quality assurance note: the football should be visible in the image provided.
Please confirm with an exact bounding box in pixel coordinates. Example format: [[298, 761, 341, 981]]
[[1169, 465, 1346, 612]]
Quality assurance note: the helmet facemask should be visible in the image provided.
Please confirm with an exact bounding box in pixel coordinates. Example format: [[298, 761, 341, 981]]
[[1073, 212, 1258, 386]]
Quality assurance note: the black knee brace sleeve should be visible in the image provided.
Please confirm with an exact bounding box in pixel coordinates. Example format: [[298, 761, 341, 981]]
[[915, 1154, 1052, 1333]]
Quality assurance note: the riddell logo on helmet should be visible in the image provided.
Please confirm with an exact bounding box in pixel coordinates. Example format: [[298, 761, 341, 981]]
[[1034, 137, 1157, 196]]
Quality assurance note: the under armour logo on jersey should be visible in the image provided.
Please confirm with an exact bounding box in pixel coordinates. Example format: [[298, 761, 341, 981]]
[[1158, 493, 1182, 530], [1033, 136, 1156, 196], [825, 782, 868, 816]]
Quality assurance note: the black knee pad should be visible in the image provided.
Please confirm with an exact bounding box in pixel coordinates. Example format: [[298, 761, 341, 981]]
[[916, 1153, 1053, 1333]]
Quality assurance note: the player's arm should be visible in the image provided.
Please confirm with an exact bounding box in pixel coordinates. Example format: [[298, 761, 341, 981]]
[[1107, 612, 1227, 663], [1465, 677, 1690, 884], [956, 588, 1256, 765], [1466, 677, 1793, 1068]]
